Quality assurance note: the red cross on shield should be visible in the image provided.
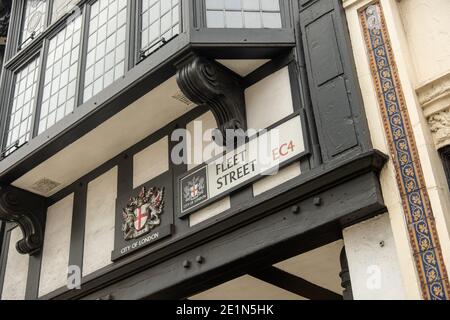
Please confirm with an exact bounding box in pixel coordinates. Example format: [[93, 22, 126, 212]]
[[190, 184, 199, 198], [134, 204, 149, 231]]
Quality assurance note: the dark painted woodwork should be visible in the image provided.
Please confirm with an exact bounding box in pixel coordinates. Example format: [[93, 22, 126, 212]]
[[25, 243, 43, 300], [339, 246, 353, 300], [69, 183, 88, 273], [0, 0, 383, 300], [176, 54, 247, 147], [0, 0, 297, 183], [81, 168, 384, 300], [40, 150, 387, 300], [299, 0, 371, 161], [250, 266, 342, 300], [0, 185, 46, 255]]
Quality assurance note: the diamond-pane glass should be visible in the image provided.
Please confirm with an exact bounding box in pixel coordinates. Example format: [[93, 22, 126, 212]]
[[21, 0, 47, 47], [205, 0, 281, 28], [51, 0, 79, 23], [83, 0, 127, 102], [140, 0, 180, 56], [5, 57, 40, 152], [38, 15, 82, 134]]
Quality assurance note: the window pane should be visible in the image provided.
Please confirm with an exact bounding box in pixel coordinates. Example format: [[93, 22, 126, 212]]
[[38, 15, 82, 134], [205, 0, 282, 29], [140, 0, 181, 57], [21, 0, 47, 47], [51, 0, 79, 23], [5, 57, 40, 153], [83, 0, 127, 102]]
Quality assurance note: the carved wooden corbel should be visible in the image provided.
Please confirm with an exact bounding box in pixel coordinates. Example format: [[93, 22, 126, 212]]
[[0, 185, 46, 255], [176, 54, 247, 147]]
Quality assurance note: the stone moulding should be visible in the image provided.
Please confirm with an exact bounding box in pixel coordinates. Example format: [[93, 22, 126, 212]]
[[429, 109, 450, 150], [416, 73, 450, 150]]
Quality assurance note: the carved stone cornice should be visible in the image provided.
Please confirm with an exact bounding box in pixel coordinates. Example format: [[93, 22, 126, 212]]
[[416, 72, 450, 149], [0, 185, 46, 255], [176, 54, 247, 147], [429, 109, 450, 150]]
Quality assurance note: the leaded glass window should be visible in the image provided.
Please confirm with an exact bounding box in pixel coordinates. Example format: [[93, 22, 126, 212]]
[[21, 0, 47, 47], [38, 15, 82, 134], [140, 0, 180, 57], [5, 57, 40, 152], [51, 0, 79, 23], [83, 0, 127, 102], [205, 0, 282, 28]]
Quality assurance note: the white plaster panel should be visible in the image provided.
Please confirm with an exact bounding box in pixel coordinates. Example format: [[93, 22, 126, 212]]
[[253, 162, 301, 197], [245, 67, 294, 130], [186, 111, 223, 171], [216, 60, 270, 77], [189, 197, 231, 227], [83, 167, 118, 276], [1, 227, 29, 300], [275, 240, 344, 294], [343, 214, 407, 300], [133, 137, 169, 188], [39, 194, 74, 297], [190, 275, 304, 300]]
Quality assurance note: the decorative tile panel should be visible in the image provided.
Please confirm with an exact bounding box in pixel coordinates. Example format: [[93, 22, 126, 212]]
[[360, 2, 450, 300]]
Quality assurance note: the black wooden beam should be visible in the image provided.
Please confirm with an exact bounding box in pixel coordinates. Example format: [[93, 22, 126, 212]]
[[250, 266, 342, 301], [73, 155, 385, 300]]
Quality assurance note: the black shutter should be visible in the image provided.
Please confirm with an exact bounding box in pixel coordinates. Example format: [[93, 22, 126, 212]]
[[299, 0, 370, 161]]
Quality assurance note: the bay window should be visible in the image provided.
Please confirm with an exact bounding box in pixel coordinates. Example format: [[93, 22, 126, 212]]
[[1, 0, 291, 158]]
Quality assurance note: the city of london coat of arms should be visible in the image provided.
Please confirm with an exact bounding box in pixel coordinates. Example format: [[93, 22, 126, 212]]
[[122, 187, 165, 241]]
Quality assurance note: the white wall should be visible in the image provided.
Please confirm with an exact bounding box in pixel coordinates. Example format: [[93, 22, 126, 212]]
[[187, 112, 230, 226], [83, 167, 118, 276], [133, 137, 169, 188], [343, 214, 407, 300], [245, 66, 301, 195], [39, 194, 73, 297], [1, 227, 29, 300], [245, 67, 294, 130]]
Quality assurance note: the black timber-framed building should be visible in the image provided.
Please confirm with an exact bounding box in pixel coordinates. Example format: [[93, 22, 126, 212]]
[[2, 0, 448, 300]]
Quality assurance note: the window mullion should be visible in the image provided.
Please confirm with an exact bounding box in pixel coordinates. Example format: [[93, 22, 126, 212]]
[[31, 41, 49, 138], [46, 0, 54, 28], [125, 0, 135, 70], [76, 3, 90, 107], [75, 3, 90, 109], [0, 71, 18, 154]]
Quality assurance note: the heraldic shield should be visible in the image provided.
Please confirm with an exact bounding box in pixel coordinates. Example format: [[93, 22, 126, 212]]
[[122, 187, 165, 241]]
